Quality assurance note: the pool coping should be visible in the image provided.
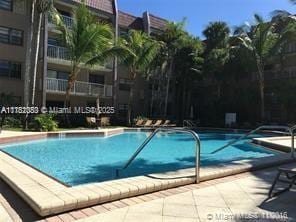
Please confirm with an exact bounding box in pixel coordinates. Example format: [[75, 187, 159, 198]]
[[253, 136, 295, 153], [0, 128, 294, 217]]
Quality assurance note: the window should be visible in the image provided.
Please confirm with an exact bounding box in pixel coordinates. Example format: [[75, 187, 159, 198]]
[[46, 100, 64, 108], [0, 0, 12, 11], [118, 104, 128, 116], [57, 9, 71, 17], [0, 27, 9, 43], [286, 42, 296, 54], [10, 29, 22, 45], [0, 60, 21, 79], [89, 74, 104, 84], [47, 70, 69, 80], [119, 28, 129, 37], [0, 26, 23, 45], [48, 37, 61, 46], [119, 78, 133, 91]]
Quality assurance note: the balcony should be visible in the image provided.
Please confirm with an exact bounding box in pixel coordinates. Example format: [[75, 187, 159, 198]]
[[46, 78, 113, 97], [47, 45, 113, 70], [48, 14, 73, 28], [47, 45, 70, 60]]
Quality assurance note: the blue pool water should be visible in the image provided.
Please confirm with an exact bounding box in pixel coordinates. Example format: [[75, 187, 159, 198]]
[[1, 131, 276, 186]]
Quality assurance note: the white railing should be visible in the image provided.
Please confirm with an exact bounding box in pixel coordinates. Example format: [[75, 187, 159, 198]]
[[46, 78, 112, 97], [47, 45, 70, 60], [47, 45, 113, 70], [49, 14, 73, 27]]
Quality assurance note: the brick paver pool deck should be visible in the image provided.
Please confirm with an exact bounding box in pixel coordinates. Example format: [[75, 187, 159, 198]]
[[1, 162, 295, 222]]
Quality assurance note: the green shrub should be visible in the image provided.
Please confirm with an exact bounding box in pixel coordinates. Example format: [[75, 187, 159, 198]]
[[33, 114, 58, 131], [3, 117, 21, 128]]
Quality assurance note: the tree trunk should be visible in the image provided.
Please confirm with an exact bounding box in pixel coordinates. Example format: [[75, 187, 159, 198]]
[[127, 86, 134, 126], [150, 80, 155, 116], [217, 81, 222, 98], [257, 60, 265, 122], [31, 12, 43, 106], [127, 72, 136, 126], [23, 0, 36, 129], [182, 81, 187, 121], [64, 75, 75, 108], [164, 58, 174, 116], [259, 79, 265, 122]]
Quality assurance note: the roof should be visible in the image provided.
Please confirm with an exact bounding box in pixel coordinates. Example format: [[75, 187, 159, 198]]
[[149, 14, 167, 30], [118, 11, 144, 30], [72, 0, 114, 14]]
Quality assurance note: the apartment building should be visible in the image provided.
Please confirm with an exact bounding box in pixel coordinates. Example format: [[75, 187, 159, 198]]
[[0, 0, 167, 122]]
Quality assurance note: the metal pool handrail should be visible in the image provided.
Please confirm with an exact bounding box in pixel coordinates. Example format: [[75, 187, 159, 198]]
[[210, 125, 295, 158], [116, 128, 201, 183], [290, 125, 296, 159]]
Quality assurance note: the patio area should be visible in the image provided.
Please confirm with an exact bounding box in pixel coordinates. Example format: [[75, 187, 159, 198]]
[[1, 162, 295, 222]]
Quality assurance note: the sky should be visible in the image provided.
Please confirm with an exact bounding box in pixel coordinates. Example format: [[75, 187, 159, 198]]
[[118, 0, 294, 38]]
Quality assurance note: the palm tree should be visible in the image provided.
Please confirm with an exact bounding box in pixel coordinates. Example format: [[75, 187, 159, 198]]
[[31, 0, 57, 105], [54, 3, 117, 107], [23, 0, 57, 129], [271, 11, 296, 72], [23, 0, 36, 110], [202, 22, 230, 98], [158, 21, 187, 116], [120, 30, 160, 125], [234, 14, 279, 121], [174, 35, 203, 121]]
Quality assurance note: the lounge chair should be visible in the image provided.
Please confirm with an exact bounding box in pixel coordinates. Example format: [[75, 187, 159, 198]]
[[143, 120, 153, 128], [162, 120, 176, 127], [135, 119, 145, 127], [268, 166, 296, 197], [100, 117, 110, 127], [152, 120, 163, 128], [86, 117, 97, 128]]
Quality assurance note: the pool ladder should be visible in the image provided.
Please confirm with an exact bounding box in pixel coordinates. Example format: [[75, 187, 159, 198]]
[[210, 125, 295, 159], [115, 128, 201, 183]]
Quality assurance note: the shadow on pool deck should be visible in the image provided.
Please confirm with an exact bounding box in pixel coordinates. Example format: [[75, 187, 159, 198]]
[[0, 179, 41, 221]]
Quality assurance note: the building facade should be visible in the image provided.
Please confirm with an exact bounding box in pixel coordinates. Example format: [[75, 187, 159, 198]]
[[0, 0, 167, 123]]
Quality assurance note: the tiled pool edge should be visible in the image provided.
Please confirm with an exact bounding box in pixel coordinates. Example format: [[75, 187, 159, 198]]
[[0, 149, 293, 217]]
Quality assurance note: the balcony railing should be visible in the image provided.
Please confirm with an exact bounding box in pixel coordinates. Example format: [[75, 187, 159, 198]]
[[47, 45, 113, 69], [47, 45, 70, 60], [46, 78, 112, 97], [48, 14, 73, 28]]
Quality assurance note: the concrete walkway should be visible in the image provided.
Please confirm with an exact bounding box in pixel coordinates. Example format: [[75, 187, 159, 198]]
[[76, 165, 296, 222], [1, 163, 295, 222]]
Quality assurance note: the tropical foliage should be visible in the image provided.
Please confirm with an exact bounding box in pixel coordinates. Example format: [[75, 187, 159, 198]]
[[33, 114, 58, 131], [119, 30, 160, 125], [203, 22, 231, 98], [20, 0, 296, 127], [54, 3, 117, 106], [233, 13, 296, 122]]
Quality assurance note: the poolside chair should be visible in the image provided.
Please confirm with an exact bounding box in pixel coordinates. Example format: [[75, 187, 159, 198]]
[[152, 120, 163, 128], [268, 166, 296, 197], [86, 117, 97, 128], [100, 117, 110, 127], [143, 120, 153, 128], [162, 120, 176, 127], [135, 119, 145, 127]]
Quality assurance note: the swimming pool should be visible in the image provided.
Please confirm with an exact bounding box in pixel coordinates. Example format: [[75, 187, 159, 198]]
[[1, 131, 276, 186]]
